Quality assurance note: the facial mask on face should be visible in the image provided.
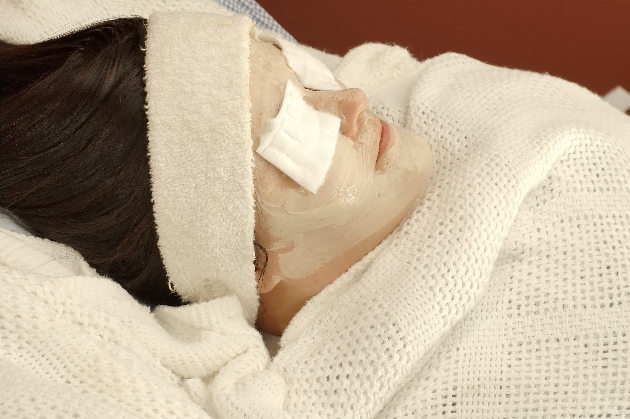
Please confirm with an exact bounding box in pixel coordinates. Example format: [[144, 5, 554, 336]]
[[259, 35, 342, 91], [256, 80, 341, 194]]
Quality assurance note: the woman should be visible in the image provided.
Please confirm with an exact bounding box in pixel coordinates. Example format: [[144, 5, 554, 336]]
[[0, 15, 433, 334], [1, 1, 629, 418]]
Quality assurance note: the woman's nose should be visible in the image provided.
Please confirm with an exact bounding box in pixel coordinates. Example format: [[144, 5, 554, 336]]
[[334, 88, 367, 138], [305, 88, 368, 139]]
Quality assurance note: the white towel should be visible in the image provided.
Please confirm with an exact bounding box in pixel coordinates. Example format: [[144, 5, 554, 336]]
[[144, 12, 258, 323]]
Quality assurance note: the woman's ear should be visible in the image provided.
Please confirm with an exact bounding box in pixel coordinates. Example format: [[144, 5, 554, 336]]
[[257, 272, 278, 294]]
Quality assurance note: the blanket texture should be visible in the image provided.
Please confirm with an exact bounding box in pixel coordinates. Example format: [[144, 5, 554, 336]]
[[2, 1, 630, 418]]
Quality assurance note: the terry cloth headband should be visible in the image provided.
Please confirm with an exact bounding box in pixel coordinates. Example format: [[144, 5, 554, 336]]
[[144, 13, 258, 323]]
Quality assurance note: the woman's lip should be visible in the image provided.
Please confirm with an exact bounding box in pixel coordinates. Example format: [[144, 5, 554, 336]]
[[376, 120, 392, 163]]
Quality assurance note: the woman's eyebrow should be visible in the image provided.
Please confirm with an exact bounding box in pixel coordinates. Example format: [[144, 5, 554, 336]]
[[287, 68, 313, 91], [267, 42, 321, 92]]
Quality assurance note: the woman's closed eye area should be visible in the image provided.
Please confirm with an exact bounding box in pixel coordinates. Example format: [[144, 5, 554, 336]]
[[255, 79, 342, 194], [252, 38, 369, 194]]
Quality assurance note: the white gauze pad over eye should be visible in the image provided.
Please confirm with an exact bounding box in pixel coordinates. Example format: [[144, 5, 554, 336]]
[[259, 35, 342, 91], [256, 80, 341, 194]]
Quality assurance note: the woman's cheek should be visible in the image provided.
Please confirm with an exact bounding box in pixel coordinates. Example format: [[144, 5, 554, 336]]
[[254, 133, 376, 236], [283, 138, 368, 214]]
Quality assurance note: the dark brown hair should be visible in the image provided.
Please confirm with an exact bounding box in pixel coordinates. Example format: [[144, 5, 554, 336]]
[[0, 18, 183, 306], [1, 18, 268, 305]]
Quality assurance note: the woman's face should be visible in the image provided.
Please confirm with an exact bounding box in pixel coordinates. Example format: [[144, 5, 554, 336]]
[[249, 39, 432, 322]]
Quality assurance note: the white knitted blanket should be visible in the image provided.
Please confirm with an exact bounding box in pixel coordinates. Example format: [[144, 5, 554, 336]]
[[2, 34, 630, 419], [272, 46, 630, 417]]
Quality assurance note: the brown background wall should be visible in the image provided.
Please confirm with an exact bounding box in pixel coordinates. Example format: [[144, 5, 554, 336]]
[[257, 0, 629, 97]]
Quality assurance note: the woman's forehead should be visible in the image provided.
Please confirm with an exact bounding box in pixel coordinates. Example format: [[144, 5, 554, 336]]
[[251, 40, 299, 85]]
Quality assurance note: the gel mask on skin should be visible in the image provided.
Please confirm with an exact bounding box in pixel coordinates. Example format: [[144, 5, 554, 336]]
[[255, 35, 343, 194]]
